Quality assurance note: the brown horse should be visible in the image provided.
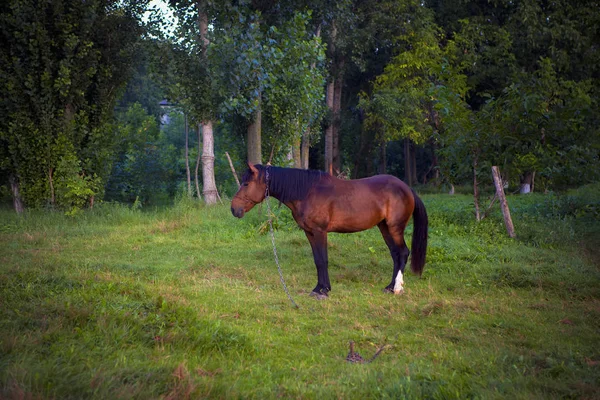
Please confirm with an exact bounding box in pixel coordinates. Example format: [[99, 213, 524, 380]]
[[231, 163, 428, 298]]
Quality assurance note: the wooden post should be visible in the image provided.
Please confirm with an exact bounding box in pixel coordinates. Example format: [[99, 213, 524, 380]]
[[491, 166, 516, 238], [225, 152, 240, 188]]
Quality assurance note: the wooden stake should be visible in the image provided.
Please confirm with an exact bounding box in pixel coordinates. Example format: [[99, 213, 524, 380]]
[[225, 152, 240, 188], [491, 166, 516, 238], [481, 193, 498, 220]]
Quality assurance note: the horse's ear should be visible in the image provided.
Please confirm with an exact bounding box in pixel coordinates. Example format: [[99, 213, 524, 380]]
[[247, 162, 258, 175]]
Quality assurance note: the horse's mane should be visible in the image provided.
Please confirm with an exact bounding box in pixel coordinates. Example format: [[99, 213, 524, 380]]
[[244, 165, 330, 203]]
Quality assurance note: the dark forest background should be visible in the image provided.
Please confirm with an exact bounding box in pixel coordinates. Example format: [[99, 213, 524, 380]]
[[1, 0, 598, 213]]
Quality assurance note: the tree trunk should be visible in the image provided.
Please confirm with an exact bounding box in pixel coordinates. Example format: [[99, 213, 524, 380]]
[[410, 141, 418, 185], [299, 24, 320, 171], [285, 146, 294, 166], [324, 80, 334, 174], [201, 121, 219, 204], [48, 167, 55, 205], [379, 142, 387, 174], [332, 68, 343, 174], [427, 141, 439, 185], [473, 154, 481, 221], [184, 114, 192, 197], [198, 1, 209, 49], [492, 166, 516, 238], [197, 0, 218, 205], [195, 124, 202, 199], [324, 20, 337, 175], [301, 128, 310, 169], [352, 110, 374, 178], [404, 138, 413, 186], [292, 135, 301, 168], [519, 171, 534, 194], [247, 107, 262, 165], [9, 174, 24, 214]]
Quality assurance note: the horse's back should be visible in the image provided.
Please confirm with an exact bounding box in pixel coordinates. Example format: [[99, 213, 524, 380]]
[[309, 174, 414, 233], [353, 174, 415, 217], [342, 174, 413, 203]]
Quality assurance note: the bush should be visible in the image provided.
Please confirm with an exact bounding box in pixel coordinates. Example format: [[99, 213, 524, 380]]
[[54, 152, 100, 215]]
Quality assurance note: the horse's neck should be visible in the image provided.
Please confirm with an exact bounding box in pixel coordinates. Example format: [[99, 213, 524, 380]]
[[266, 168, 329, 204], [265, 176, 298, 215]]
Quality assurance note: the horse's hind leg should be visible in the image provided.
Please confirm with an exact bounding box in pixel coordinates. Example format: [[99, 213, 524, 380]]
[[378, 221, 409, 294], [305, 230, 331, 299]]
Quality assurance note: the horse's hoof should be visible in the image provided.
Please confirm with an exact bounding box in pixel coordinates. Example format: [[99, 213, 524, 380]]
[[309, 291, 329, 300], [383, 287, 404, 295]]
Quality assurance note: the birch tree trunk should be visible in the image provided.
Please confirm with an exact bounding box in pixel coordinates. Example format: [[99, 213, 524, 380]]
[[286, 146, 294, 166], [201, 121, 219, 204], [520, 171, 534, 194], [198, 1, 218, 205], [195, 124, 202, 199]]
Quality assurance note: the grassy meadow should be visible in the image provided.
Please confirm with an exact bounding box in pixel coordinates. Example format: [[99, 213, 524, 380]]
[[1, 186, 599, 399]]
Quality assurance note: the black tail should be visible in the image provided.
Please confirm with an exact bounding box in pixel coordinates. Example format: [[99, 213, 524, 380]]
[[410, 189, 428, 276]]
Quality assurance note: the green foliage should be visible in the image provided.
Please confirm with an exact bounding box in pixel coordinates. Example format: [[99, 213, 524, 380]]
[[105, 103, 179, 205], [54, 151, 100, 215], [450, 17, 517, 108], [210, 7, 267, 119], [359, 0, 600, 191], [432, 0, 599, 190], [262, 12, 327, 150], [477, 58, 598, 188], [361, 10, 455, 144], [0, 0, 147, 209], [209, 7, 326, 136], [2, 0, 598, 211], [117, 40, 165, 122]]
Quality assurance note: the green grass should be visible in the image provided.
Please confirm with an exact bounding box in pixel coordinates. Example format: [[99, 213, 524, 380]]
[[1, 186, 599, 399]]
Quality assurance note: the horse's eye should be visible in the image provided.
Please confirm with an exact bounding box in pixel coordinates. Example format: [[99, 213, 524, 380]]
[[242, 182, 249, 187]]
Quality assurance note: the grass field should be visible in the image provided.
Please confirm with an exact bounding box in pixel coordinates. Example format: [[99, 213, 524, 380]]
[[1, 186, 599, 399]]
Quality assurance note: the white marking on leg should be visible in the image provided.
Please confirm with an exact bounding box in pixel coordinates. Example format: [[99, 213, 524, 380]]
[[393, 270, 404, 294]]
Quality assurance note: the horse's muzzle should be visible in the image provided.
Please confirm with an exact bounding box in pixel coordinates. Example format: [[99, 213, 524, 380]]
[[231, 206, 244, 218]]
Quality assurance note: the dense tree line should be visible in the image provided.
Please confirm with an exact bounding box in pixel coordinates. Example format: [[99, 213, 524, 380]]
[[1, 0, 598, 213]]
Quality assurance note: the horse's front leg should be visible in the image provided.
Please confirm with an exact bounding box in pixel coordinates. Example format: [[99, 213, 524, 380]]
[[305, 230, 330, 299]]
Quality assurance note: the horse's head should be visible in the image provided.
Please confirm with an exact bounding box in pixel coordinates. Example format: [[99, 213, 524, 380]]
[[231, 163, 266, 218]]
